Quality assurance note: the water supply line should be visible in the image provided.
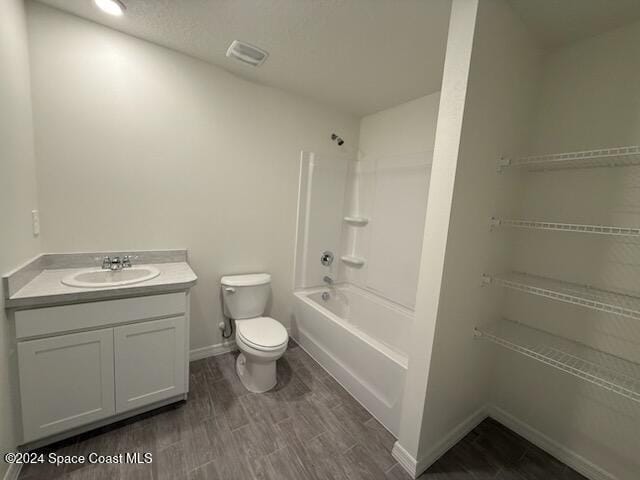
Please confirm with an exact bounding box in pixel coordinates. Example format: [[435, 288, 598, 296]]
[[222, 317, 234, 339]]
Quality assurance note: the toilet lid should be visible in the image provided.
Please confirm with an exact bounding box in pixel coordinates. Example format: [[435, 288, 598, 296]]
[[236, 317, 288, 350]]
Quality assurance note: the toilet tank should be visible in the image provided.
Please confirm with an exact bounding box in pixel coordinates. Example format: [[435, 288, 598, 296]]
[[221, 273, 271, 319]]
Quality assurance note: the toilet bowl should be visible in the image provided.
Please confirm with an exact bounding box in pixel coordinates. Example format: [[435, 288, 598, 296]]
[[221, 273, 288, 393], [235, 316, 288, 392]]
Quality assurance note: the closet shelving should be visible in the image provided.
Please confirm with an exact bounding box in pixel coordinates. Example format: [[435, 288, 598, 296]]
[[481, 143, 640, 403], [474, 319, 640, 403], [498, 145, 640, 172], [483, 272, 640, 321], [490, 217, 640, 237]]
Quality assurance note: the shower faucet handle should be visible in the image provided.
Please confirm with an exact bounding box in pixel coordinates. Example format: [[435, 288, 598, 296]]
[[320, 251, 334, 266]]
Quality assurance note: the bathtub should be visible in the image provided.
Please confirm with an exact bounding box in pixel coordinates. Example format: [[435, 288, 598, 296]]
[[292, 283, 411, 436]]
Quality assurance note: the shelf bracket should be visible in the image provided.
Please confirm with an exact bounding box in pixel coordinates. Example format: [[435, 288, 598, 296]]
[[481, 274, 492, 287]]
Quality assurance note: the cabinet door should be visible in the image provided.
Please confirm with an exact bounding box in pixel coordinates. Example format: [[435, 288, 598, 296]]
[[114, 316, 186, 412], [18, 328, 115, 442]]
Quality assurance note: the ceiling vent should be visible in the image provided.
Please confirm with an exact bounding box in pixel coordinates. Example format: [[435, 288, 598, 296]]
[[226, 40, 269, 67]]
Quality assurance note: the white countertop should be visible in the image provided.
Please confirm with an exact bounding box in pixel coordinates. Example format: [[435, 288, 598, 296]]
[[7, 262, 197, 309]]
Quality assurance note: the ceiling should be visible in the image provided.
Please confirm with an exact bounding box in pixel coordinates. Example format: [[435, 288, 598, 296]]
[[509, 0, 640, 49], [36, 0, 452, 117]]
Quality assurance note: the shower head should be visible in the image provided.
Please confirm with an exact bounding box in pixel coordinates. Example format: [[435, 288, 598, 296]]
[[331, 133, 345, 146]]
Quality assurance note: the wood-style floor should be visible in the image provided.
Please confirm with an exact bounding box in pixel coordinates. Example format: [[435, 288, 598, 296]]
[[18, 340, 586, 480]]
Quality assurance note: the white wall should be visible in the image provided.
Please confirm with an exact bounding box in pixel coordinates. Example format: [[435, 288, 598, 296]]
[[341, 93, 439, 308], [359, 94, 440, 158], [25, 2, 359, 352], [0, 0, 42, 476], [395, 0, 480, 462], [493, 18, 640, 480], [396, 0, 540, 470], [530, 20, 640, 154]]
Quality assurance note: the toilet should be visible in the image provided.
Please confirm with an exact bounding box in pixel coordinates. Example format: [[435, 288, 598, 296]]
[[221, 273, 288, 393]]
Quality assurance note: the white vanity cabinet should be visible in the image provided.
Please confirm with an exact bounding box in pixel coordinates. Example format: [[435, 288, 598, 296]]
[[14, 292, 190, 444]]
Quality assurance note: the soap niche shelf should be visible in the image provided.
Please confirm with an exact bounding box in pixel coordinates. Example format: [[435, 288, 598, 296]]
[[341, 255, 365, 267], [343, 216, 369, 226]]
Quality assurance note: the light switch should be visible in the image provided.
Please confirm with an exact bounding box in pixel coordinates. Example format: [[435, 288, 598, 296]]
[[31, 210, 40, 236]]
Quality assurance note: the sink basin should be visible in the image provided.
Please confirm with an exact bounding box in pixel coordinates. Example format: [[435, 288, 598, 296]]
[[61, 266, 160, 288]]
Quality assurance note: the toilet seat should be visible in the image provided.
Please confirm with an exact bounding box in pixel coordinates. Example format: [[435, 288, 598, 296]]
[[236, 316, 288, 352]]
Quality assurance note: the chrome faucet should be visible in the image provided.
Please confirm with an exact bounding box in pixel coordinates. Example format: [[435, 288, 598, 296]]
[[323, 275, 333, 285], [110, 257, 122, 271], [101, 255, 133, 271]]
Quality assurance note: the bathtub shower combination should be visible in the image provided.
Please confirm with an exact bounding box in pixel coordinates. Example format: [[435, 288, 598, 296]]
[[291, 150, 431, 436], [292, 284, 410, 435]]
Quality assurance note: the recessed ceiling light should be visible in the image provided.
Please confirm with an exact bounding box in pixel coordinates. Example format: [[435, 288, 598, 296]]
[[94, 0, 126, 16]]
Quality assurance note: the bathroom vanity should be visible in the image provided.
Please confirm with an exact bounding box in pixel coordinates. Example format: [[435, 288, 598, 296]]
[[2, 250, 197, 448]]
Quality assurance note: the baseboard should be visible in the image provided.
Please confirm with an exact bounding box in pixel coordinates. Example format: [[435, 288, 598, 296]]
[[391, 442, 419, 478], [415, 404, 489, 476], [393, 404, 488, 478], [189, 340, 236, 361], [3, 463, 22, 480], [488, 405, 617, 480]]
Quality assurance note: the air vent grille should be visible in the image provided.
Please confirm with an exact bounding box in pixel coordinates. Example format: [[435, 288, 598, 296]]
[[226, 40, 268, 67]]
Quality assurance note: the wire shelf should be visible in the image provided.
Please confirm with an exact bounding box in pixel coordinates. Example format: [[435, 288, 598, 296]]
[[475, 319, 640, 403], [498, 145, 640, 172], [484, 272, 640, 321], [491, 218, 640, 237]]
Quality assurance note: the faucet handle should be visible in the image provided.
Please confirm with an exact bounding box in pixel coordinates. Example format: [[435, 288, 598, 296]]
[[320, 251, 334, 266], [122, 255, 132, 268], [101, 256, 111, 270]]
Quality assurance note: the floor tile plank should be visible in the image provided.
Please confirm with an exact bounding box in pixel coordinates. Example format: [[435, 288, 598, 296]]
[[211, 377, 250, 431], [153, 442, 187, 480], [342, 444, 388, 480], [267, 445, 317, 480]]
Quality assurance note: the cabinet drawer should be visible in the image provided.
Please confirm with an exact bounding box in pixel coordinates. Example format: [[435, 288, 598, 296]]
[[15, 292, 186, 339]]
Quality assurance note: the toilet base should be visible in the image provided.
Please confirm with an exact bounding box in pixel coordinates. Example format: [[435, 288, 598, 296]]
[[236, 353, 277, 393]]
